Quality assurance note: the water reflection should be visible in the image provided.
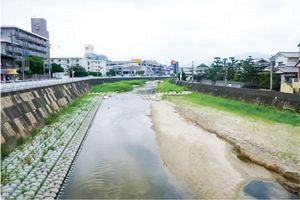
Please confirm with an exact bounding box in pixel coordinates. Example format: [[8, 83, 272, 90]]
[[243, 180, 297, 199]]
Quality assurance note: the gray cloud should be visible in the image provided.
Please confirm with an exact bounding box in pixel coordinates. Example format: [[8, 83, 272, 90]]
[[1, 0, 299, 65]]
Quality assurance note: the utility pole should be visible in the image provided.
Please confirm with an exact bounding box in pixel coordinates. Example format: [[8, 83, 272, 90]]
[[47, 43, 51, 78], [270, 56, 274, 91], [192, 61, 194, 82]]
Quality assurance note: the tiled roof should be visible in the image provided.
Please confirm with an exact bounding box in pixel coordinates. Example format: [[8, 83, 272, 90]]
[[275, 52, 299, 58]]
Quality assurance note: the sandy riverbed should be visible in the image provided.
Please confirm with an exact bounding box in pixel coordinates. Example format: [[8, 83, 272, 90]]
[[151, 100, 300, 198]]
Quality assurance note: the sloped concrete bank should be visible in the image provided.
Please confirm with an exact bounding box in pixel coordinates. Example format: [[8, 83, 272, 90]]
[[1, 95, 102, 200], [1, 77, 165, 152], [1, 81, 90, 152]]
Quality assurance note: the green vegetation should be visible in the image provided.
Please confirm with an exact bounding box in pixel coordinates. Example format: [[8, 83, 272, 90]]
[[28, 56, 44, 74], [156, 79, 188, 93], [1, 170, 10, 184], [91, 80, 147, 93], [45, 94, 92, 126], [51, 63, 64, 73], [165, 92, 300, 126], [23, 155, 32, 165]]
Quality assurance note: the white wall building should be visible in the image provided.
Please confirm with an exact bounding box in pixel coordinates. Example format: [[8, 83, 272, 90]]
[[272, 52, 299, 67], [51, 45, 108, 75], [271, 52, 300, 82]]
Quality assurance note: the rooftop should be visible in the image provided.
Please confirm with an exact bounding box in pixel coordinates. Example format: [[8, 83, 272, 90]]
[[1, 26, 49, 40], [275, 66, 298, 74], [273, 52, 299, 58]]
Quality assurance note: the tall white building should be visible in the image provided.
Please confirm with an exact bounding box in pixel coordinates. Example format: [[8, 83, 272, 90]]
[[50, 45, 107, 75]]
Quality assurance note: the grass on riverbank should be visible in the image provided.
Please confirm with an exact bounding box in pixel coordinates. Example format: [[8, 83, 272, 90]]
[[165, 92, 300, 126], [91, 80, 147, 93], [156, 79, 189, 93], [157, 81, 300, 126]]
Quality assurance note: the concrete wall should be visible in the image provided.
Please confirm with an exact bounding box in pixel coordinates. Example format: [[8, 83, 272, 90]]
[[1, 81, 91, 151], [177, 81, 300, 112], [1, 77, 165, 151]]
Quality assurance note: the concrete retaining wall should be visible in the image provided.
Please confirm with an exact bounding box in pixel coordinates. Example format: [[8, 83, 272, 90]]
[[1, 77, 165, 151], [177, 81, 300, 112], [1, 81, 91, 150]]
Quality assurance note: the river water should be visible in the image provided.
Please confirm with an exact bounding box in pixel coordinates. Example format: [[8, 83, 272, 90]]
[[59, 83, 194, 199], [59, 82, 297, 199]]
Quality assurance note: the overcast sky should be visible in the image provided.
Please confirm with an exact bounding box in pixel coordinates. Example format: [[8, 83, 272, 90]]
[[1, 0, 300, 66]]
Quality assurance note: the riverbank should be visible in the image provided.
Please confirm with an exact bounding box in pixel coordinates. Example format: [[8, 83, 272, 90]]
[[151, 96, 300, 197], [1, 94, 102, 199]]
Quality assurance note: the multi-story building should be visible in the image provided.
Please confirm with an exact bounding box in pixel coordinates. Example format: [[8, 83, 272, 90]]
[[106, 60, 141, 76], [140, 60, 167, 76], [31, 18, 49, 39], [1, 26, 49, 61], [51, 45, 108, 75], [50, 57, 82, 71]]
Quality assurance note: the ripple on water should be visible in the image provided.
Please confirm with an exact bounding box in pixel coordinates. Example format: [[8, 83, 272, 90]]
[[242, 180, 298, 199]]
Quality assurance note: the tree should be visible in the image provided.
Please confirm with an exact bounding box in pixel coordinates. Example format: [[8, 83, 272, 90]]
[[69, 65, 88, 77], [51, 63, 64, 73], [27, 56, 44, 74], [88, 71, 102, 77], [239, 56, 259, 83], [259, 72, 280, 90], [106, 69, 117, 76], [227, 57, 239, 81], [207, 57, 224, 82]]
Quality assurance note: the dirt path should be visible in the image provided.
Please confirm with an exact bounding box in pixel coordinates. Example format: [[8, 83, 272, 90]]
[[151, 101, 280, 198]]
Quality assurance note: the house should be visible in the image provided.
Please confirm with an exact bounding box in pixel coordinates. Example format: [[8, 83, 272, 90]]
[[275, 44, 300, 93], [195, 63, 209, 74], [271, 52, 299, 83]]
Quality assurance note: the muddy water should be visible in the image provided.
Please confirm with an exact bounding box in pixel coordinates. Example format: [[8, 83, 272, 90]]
[[59, 83, 194, 199]]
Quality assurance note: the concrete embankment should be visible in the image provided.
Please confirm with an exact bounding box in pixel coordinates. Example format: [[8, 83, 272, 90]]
[[1, 77, 165, 152], [151, 100, 300, 197], [1, 95, 102, 200], [1, 81, 90, 151]]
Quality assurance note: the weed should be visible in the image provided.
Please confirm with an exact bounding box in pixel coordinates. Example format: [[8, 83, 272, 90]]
[[156, 80, 188, 93], [21, 187, 28, 194], [91, 80, 147, 93], [1, 146, 10, 160], [48, 146, 55, 151], [23, 155, 32, 165], [1, 170, 10, 184]]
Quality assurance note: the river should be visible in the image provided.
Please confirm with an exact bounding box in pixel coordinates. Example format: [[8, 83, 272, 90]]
[[59, 82, 194, 199], [59, 82, 297, 199]]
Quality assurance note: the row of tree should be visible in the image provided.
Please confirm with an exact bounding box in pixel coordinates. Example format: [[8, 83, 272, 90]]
[[16, 56, 64, 75], [191, 56, 279, 89]]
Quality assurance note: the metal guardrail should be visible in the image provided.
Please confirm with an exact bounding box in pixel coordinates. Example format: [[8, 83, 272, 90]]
[[0, 76, 171, 93]]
